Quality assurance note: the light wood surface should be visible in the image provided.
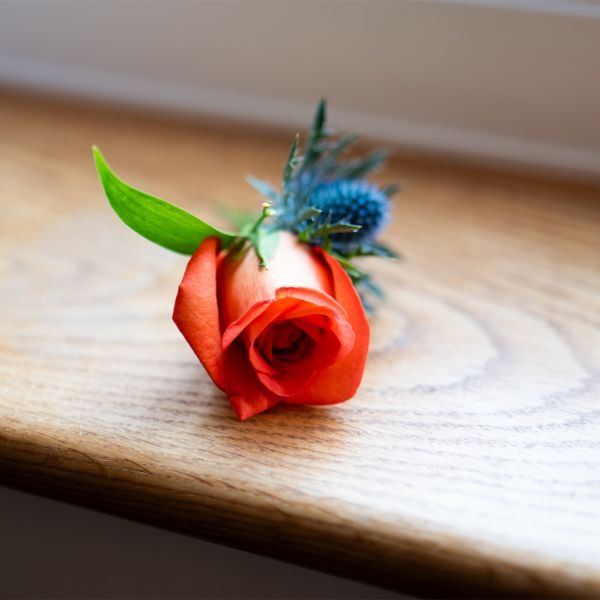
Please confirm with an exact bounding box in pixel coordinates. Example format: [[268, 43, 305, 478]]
[[1, 90, 599, 598]]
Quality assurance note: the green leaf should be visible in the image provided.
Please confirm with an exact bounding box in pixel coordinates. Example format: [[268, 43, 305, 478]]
[[93, 146, 237, 255], [248, 228, 280, 268]]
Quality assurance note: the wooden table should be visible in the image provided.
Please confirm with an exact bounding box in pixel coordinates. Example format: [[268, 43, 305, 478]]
[[1, 90, 599, 598]]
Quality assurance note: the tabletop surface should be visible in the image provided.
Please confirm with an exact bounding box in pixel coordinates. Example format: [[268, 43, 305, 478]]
[[1, 91, 599, 598]]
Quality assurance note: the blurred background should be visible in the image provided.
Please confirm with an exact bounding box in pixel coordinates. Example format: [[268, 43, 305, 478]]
[[1, 1, 599, 598], [1, 0, 599, 180]]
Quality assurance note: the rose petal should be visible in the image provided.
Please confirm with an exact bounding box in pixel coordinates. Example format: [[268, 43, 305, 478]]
[[218, 232, 332, 326], [173, 238, 280, 420], [284, 248, 370, 405], [221, 299, 272, 352], [294, 316, 326, 342], [174, 237, 369, 420], [243, 289, 355, 398], [247, 288, 354, 354], [256, 368, 318, 397], [255, 327, 343, 397], [173, 237, 227, 388]]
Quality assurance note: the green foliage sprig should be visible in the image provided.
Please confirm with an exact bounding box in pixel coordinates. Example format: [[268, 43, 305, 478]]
[[93, 98, 399, 310]]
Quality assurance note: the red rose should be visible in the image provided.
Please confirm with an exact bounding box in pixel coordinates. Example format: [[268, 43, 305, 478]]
[[173, 231, 369, 420]]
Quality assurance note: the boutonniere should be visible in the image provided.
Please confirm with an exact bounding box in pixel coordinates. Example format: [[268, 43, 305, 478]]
[[94, 99, 399, 420]]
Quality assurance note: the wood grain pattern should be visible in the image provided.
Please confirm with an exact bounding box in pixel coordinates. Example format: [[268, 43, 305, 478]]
[[1, 90, 600, 598]]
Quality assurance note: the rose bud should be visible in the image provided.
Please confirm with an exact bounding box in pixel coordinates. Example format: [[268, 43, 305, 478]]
[[173, 231, 370, 420]]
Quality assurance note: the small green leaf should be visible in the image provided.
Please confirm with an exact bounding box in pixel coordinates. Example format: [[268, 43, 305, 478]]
[[355, 241, 400, 259], [93, 146, 237, 255], [294, 206, 322, 223], [331, 253, 366, 280], [316, 221, 361, 235], [253, 228, 280, 268], [297, 226, 313, 243]]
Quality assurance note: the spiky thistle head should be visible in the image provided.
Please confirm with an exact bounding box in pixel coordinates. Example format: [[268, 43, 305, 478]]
[[246, 98, 400, 308], [306, 179, 390, 251]]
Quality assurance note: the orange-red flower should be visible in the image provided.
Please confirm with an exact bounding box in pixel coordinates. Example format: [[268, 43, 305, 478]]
[[173, 231, 369, 420]]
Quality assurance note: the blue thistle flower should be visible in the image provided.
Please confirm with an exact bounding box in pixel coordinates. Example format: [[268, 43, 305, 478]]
[[307, 179, 390, 250]]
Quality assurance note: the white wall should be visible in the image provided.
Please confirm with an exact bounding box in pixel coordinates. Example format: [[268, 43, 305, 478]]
[[0, 0, 599, 179]]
